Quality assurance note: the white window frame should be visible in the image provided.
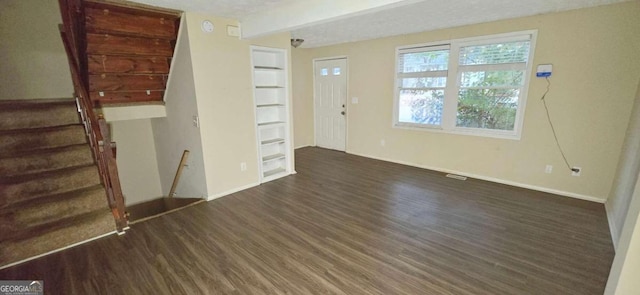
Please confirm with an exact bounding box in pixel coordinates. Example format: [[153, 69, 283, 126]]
[[393, 30, 537, 140]]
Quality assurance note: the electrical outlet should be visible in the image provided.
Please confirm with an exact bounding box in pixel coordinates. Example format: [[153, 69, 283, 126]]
[[545, 165, 553, 174], [571, 167, 581, 177], [240, 162, 247, 171]]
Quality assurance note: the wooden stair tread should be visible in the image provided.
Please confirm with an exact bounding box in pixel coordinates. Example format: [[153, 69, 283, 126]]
[[0, 143, 90, 159], [0, 164, 101, 210], [2, 184, 106, 212], [0, 144, 94, 177], [0, 210, 116, 266], [0, 103, 80, 131], [0, 124, 87, 157], [0, 123, 84, 135], [0, 99, 75, 108], [1, 209, 112, 242], [0, 163, 99, 184], [0, 185, 108, 238]]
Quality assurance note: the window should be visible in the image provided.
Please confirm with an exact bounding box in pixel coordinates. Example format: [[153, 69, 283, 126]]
[[394, 31, 536, 139]]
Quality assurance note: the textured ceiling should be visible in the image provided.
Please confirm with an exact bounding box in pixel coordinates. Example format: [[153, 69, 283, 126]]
[[292, 0, 630, 47], [127, 0, 630, 48]]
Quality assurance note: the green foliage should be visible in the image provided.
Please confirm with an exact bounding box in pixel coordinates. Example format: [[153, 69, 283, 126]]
[[456, 70, 523, 130], [459, 42, 530, 66], [456, 88, 518, 130], [404, 41, 528, 129], [408, 90, 443, 125]]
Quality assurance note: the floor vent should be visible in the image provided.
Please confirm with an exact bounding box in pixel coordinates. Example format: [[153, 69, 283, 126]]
[[446, 174, 468, 181]]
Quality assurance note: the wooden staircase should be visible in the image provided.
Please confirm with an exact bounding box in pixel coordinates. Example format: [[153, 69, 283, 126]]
[[0, 0, 181, 268], [0, 99, 116, 267]]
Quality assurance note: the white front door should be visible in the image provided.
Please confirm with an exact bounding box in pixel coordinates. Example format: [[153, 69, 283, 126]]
[[314, 58, 347, 151]]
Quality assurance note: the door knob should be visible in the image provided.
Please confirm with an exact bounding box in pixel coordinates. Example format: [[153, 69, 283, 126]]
[[341, 111, 345, 115]]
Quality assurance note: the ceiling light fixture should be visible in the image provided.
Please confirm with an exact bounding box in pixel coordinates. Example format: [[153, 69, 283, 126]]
[[291, 38, 304, 48]]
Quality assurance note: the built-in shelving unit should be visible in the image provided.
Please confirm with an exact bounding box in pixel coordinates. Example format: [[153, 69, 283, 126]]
[[251, 46, 292, 183]]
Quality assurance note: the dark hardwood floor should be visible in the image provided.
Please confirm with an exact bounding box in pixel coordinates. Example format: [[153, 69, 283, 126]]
[[0, 147, 614, 294]]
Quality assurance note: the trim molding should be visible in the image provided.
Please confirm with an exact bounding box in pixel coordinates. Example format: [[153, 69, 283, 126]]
[[605, 202, 619, 250], [347, 151, 606, 203], [0, 231, 117, 270], [207, 182, 260, 201], [295, 144, 312, 149], [163, 14, 185, 103]]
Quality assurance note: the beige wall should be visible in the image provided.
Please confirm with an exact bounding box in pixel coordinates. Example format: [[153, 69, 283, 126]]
[[184, 13, 292, 198], [605, 173, 640, 294], [152, 16, 209, 199], [111, 119, 164, 205], [0, 0, 73, 99], [607, 80, 640, 246], [292, 2, 640, 201], [615, 219, 640, 293], [291, 49, 315, 148]]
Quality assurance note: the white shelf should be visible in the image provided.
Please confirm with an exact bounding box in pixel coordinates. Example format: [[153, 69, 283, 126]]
[[252, 46, 290, 184], [255, 86, 283, 89], [257, 121, 285, 127], [254, 66, 283, 71], [257, 104, 285, 108], [263, 167, 286, 178], [263, 153, 285, 162], [261, 138, 285, 145]]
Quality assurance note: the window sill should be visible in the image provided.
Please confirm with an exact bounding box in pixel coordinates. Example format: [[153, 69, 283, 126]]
[[393, 123, 522, 140]]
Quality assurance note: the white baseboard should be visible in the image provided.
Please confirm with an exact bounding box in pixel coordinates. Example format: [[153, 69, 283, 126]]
[[295, 144, 312, 149], [207, 182, 260, 201], [0, 231, 117, 270], [347, 151, 606, 203], [605, 202, 619, 250]]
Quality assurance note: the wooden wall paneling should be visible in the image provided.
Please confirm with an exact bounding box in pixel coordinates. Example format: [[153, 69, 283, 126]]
[[89, 90, 164, 103], [87, 55, 170, 74], [82, 0, 178, 105], [84, 0, 181, 19], [86, 34, 173, 56], [85, 7, 176, 39], [89, 74, 167, 91]]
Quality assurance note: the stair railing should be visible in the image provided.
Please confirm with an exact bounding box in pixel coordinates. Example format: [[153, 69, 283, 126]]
[[58, 0, 128, 232]]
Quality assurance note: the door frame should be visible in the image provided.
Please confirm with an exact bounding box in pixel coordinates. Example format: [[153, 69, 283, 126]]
[[312, 56, 349, 151]]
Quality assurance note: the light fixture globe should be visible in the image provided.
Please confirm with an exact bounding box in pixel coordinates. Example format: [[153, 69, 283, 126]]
[[291, 38, 304, 48]]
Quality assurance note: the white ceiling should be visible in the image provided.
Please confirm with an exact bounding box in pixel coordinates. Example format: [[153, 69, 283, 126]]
[[128, 0, 629, 48]]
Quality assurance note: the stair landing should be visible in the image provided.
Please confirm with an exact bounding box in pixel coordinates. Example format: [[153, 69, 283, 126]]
[[127, 197, 203, 224]]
